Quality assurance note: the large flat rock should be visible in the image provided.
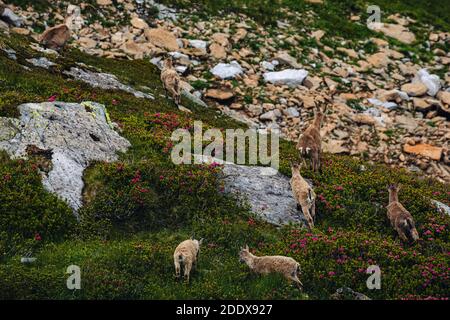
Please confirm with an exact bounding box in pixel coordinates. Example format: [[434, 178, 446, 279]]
[[223, 164, 305, 226]]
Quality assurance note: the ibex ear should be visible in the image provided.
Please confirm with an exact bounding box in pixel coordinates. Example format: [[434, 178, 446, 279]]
[[245, 244, 249, 251], [397, 183, 402, 191], [199, 238, 204, 245], [313, 101, 320, 112]]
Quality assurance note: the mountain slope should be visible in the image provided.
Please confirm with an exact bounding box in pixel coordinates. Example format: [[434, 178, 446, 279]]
[[0, 0, 449, 300]]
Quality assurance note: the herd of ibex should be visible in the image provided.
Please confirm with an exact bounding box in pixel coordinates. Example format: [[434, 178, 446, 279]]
[[5, 5, 427, 294], [173, 86, 420, 288]]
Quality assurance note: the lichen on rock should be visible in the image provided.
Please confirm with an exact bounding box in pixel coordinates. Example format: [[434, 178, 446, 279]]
[[0, 102, 131, 216], [63, 67, 155, 100], [193, 155, 307, 226]]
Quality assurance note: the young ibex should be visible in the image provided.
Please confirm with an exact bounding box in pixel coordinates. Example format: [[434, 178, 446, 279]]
[[161, 57, 181, 105], [296, 101, 327, 172], [40, 25, 71, 50], [386, 184, 420, 243], [239, 245, 303, 289], [290, 163, 316, 230], [174, 237, 203, 282]]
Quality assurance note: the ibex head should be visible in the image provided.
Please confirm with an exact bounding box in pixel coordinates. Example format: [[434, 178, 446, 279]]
[[290, 161, 302, 173], [239, 245, 251, 263], [164, 56, 174, 69]]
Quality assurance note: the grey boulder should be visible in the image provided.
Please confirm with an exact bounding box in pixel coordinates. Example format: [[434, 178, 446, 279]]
[[222, 163, 307, 226]]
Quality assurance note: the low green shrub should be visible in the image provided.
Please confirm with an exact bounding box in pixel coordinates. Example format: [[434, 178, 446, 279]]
[[270, 227, 450, 299], [0, 152, 76, 260]]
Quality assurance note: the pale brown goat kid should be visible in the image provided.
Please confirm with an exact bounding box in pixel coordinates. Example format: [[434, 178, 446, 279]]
[[239, 245, 303, 289], [296, 102, 327, 172], [161, 58, 181, 105], [386, 184, 420, 243], [40, 24, 71, 50], [173, 237, 203, 282], [290, 163, 316, 230]]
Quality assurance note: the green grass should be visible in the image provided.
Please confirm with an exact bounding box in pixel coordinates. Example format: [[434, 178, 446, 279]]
[[0, 231, 308, 300], [346, 99, 366, 111], [6, 0, 51, 11], [183, 0, 449, 32], [367, 0, 450, 32]]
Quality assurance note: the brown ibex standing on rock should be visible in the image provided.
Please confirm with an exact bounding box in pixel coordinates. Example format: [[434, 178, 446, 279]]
[[296, 94, 331, 173], [386, 184, 420, 243], [161, 57, 182, 105], [290, 162, 316, 230]]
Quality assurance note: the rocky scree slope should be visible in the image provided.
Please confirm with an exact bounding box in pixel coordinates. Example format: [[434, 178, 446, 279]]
[[0, 0, 449, 300]]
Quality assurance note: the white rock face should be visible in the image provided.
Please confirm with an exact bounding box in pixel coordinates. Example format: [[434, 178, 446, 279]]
[[168, 51, 189, 60], [210, 61, 244, 79], [182, 90, 208, 108], [396, 90, 410, 101], [150, 56, 163, 68], [414, 69, 441, 97], [223, 163, 307, 226], [2, 47, 17, 60], [285, 107, 300, 117], [0, 102, 131, 215], [142, 0, 178, 20], [64, 67, 154, 99], [66, 4, 84, 32], [43, 151, 86, 211], [263, 69, 308, 87], [260, 60, 278, 71], [175, 65, 187, 74]]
